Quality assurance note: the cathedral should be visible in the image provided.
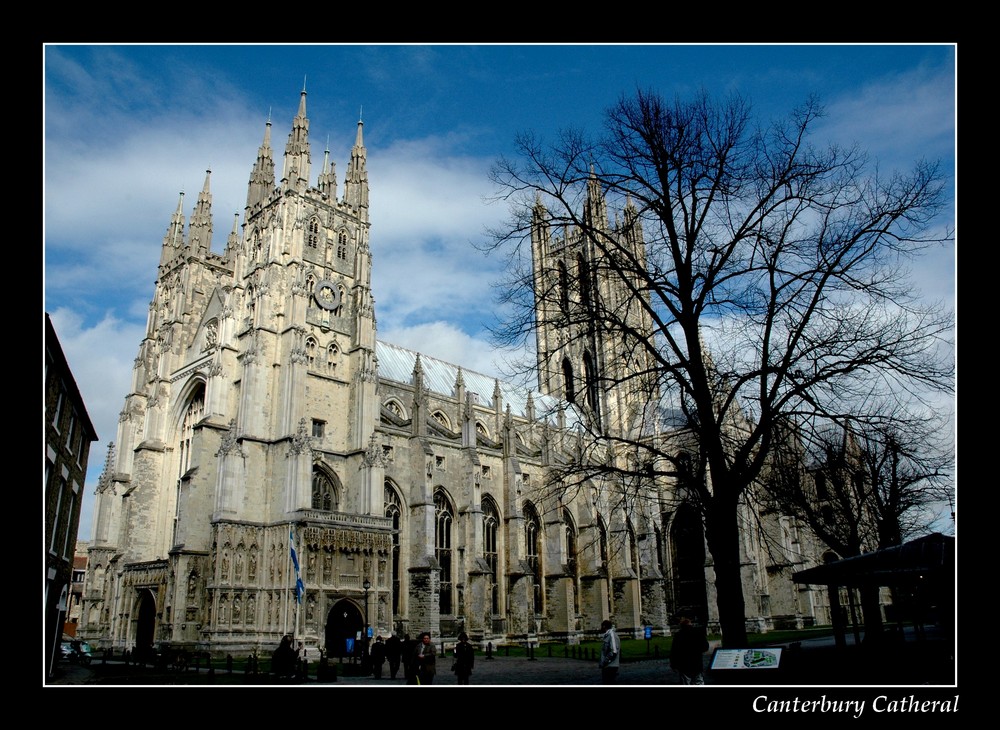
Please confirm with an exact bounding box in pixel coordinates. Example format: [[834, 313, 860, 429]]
[[79, 90, 833, 657]]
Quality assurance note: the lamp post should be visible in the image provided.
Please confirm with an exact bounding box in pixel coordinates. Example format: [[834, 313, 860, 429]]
[[363, 578, 371, 636]]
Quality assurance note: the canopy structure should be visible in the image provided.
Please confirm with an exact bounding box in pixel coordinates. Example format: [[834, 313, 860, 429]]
[[792, 533, 955, 647], [792, 532, 954, 589]]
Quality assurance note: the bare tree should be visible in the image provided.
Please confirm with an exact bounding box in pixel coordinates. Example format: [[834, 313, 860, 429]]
[[763, 409, 953, 636], [483, 89, 953, 646]]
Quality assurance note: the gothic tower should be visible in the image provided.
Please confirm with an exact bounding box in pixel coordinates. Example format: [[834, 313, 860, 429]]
[[530, 170, 656, 438]]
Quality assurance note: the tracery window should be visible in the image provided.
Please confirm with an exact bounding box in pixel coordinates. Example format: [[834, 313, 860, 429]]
[[326, 343, 338, 373], [385, 482, 403, 615], [311, 468, 337, 511], [307, 218, 320, 248], [483, 496, 501, 615], [435, 490, 454, 614], [564, 508, 580, 614], [432, 411, 451, 430], [562, 357, 576, 403], [305, 337, 317, 368], [524, 502, 543, 615], [557, 260, 570, 314]]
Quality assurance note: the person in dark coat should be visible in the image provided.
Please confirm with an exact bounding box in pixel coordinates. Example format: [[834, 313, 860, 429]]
[[670, 617, 709, 685], [385, 633, 402, 679], [452, 632, 475, 685], [411, 632, 437, 685], [401, 633, 418, 684], [272, 634, 296, 679], [370, 636, 387, 679]]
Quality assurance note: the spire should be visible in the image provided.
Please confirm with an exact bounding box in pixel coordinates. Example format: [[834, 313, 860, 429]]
[[187, 168, 213, 256], [282, 89, 312, 192], [344, 115, 368, 213], [317, 137, 337, 199], [223, 213, 240, 263], [246, 117, 276, 211], [160, 192, 186, 266], [583, 164, 608, 230]]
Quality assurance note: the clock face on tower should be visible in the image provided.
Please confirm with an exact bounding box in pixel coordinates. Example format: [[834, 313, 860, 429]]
[[314, 279, 342, 311]]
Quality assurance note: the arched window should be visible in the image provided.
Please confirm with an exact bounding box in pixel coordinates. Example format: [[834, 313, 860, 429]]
[[557, 260, 570, 314], [577, 253, 592, 310], [564, 508, 580, 614], [524, 502, 543, 615], [337, 230, 348, 260], [326, 342, 339, 373], [627, 521, 639, 576], [384, 400, 404, 419], [483, 496, 501, 615], [178, 384, 205, 482], [175, 383, 205, 544], [385, 482, 403, 615], [562, 358, 576, 403], [476, 422, 489, 440], [307, 218, 320, 248], [311, 468, 338, 511], [305, 337, 317, 368], [584, 351, 600, 417], [432, 411, 451, 430], [598, 516, 609, 569], [435, 490, 454, 614]]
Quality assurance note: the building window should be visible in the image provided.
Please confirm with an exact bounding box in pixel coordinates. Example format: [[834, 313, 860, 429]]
[[307, 218, 320, 248], [435, 490, 454, 614], [557, 260, 570, 314], [432, 411, 451, 430], [67, 410, 79, 454], [178, 385, 205, 481], [337, 230, 348, 260], [524, 502, 543, 615], [584, 350, 600, 419], [311, 419, 325, 439], [326, 343, 339, 373], [305, 337, 317, 368], [385, 482, 403, 615], [483, 497, 501, 615], [52, 388, 65, 432], [562, 358, 575, 403], [481, 465, 491, 479], [564, 509, 580, 614], [435, 455, 446, 470], [312, 468, 338, 511], [476, 421, 489, 440]]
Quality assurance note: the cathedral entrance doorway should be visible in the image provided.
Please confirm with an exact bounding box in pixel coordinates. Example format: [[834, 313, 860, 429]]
[[134, 589, 157, 660], [325, 599, 364, 658]]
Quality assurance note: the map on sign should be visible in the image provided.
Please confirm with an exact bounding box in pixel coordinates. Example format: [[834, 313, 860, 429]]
[[710, 647, 782, 670]]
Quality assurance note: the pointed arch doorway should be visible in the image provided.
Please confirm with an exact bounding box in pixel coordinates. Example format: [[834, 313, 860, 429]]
[[325, 599, 364, 658], [134, 589, 157, 659]]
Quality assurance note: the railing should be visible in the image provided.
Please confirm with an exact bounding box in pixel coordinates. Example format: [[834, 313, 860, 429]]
[[297, 511, 393, 530]]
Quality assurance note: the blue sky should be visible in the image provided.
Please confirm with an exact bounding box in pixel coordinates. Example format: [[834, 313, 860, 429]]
[[43, 43, 956, 539]]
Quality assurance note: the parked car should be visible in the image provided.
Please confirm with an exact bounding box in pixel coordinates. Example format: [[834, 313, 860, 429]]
[[60, 639, 93, 665]]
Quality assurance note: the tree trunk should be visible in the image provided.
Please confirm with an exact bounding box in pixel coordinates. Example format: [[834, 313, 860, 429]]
[[704, 498, 749, 647]]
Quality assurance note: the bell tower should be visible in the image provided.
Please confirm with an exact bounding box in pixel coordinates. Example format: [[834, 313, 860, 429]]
[[530, 171, 655, 437]]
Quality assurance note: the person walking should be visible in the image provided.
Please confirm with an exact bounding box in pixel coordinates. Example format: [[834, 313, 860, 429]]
[[385, 633, 402, 679], [670, 617, 709, 685], [412, 632, 437, 685], [452, 632, 475, 685], [370, 636, 387, 679], [598, 620, 620, 684]]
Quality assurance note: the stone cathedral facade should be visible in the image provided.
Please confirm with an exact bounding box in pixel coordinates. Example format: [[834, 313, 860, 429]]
[[79, 90, 832, 657]]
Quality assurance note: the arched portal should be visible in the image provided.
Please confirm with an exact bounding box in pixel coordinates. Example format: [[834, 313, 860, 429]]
[[325, 599, 364, 658], [134, 589, 157, 658], [669, 503, 709, 625]]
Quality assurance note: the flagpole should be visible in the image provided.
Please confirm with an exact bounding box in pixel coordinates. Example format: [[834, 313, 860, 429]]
[[283, 526, 291, 635]]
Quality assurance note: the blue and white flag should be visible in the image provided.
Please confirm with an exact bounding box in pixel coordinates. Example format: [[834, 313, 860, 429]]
[[290, 528, 305, 603]]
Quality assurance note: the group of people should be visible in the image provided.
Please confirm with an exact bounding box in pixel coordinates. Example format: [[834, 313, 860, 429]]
[[364, 631, 475, 685], [600, 617, 709, 685], [274, 619, 706, 685]]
